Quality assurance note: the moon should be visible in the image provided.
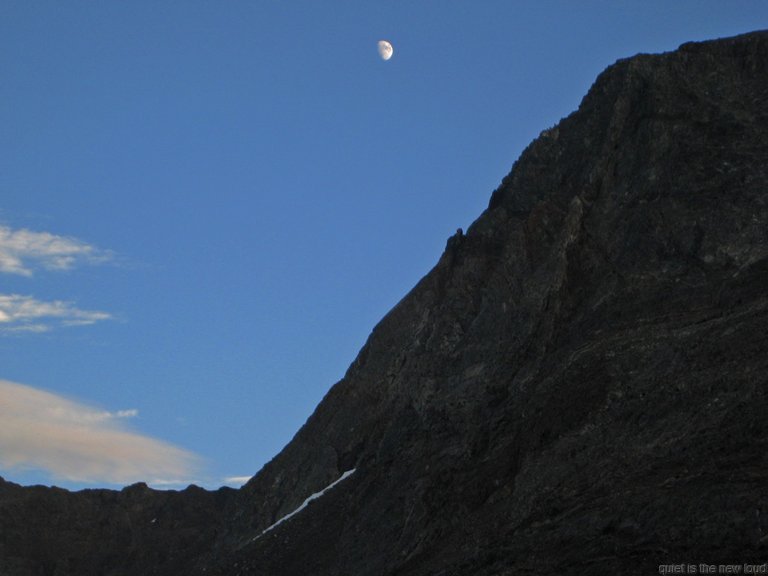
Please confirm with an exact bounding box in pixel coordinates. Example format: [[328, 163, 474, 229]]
[[377, 40, 393, 61]]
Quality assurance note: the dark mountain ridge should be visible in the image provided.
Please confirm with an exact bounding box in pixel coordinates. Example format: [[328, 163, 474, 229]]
[[2, 30, 767, 575]]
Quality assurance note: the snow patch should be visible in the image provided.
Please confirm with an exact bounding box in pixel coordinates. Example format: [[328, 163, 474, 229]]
[[255, 469, 356, 539]]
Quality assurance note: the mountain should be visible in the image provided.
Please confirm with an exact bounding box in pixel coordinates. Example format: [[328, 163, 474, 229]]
[[2, 30, 767, 576]]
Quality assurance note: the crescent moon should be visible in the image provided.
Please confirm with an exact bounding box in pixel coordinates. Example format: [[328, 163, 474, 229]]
[[377, 40, 393, 61]]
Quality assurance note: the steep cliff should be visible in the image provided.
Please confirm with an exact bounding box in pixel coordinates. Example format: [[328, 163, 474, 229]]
[[2, 30, 767, 576], [210, 30, 768, 575]]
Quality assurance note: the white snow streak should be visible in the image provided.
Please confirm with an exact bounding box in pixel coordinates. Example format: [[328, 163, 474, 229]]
[[256, 468, 356, 539]]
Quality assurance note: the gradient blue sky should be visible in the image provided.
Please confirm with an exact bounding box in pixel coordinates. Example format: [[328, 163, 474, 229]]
[[1, 2, 766, 489]]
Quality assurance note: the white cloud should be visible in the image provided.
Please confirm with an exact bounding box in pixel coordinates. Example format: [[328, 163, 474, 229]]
[[223, 475, 252, 486], [0, 294, 112, 333], [0, 225, 112, 276], [0, 379, 201, 485]]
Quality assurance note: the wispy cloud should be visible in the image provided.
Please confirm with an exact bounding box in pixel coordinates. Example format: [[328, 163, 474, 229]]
[[0, 294, 112, 333], [223, 475, 252, 486], [0, 379, 201, 485], [0, 225, 112, 276]]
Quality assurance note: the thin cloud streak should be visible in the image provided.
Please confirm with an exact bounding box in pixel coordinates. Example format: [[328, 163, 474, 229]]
[[0, 379, 201, 485], [0, 225, 112, 276], [0, 294, 112, 333], [224, 475, 252, 486]]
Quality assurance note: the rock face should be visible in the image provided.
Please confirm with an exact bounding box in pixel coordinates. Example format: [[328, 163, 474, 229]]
[[0, 478, 235, 575], [2, 30, 768, 575]]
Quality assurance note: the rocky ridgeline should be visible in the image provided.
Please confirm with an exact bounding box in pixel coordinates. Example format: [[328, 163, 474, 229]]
[[1, 30, 767, 576]]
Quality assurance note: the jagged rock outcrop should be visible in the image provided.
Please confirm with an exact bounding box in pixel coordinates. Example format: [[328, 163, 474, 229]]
[[1, 30, 767, 576]]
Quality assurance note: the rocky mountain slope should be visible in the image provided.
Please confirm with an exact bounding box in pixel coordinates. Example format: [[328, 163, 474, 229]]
[[2, 30, 767, 576]]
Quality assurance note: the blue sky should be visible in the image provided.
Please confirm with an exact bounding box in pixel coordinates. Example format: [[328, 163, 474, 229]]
[[1, 2, 766, 489]]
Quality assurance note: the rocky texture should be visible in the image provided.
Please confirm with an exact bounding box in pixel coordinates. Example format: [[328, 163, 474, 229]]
[[1, 30, 767, 575], [0, 478, 234, 575]]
